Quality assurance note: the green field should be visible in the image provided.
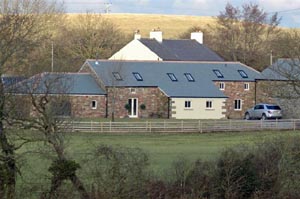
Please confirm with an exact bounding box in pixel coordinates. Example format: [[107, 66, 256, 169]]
[[19, 130, 300, 182]]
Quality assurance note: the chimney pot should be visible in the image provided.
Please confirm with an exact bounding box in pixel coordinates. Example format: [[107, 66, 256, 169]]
[[150, 29, 163, 42], [191, 31, 203, 44], [134, 29, 141, 40]]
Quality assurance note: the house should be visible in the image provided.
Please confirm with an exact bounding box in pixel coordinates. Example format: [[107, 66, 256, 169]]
[[9, 59, 263, 119], [80, 59, 263, 119], [110, 30, 224, 62], [9, 73, 106, 118], [256, 58, 300, 118]]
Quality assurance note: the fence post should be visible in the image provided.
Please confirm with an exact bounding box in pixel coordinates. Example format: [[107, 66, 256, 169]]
[[109, 121, 112, 132], [149, 121, 152, 133], [294, 119, 296, 131], [146, 120, 148, 132], [91, 120, 93, 131], [181, 120, 184, 132], [101, 122, 103, 133], [72, 120, 74, 132]]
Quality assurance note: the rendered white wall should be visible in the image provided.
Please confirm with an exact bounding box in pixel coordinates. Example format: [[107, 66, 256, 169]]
[[171, 98, 226, 119], [109, 40, 162, 61]]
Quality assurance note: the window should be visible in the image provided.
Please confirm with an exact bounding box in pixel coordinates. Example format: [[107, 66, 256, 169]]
[[234, 99, 242, 110], [130, 88, 136, 93], [213, 69, 224, 78], [184, 73, 195, 82], [244, 83, 249, 90], [133, 72, 143, 81], [185, 101, 191, 108], [112, 72, 122, 81], [238, 70, 248, 78], [206, 101, 213, 109], [92, 100, 97, 109], [167, 73, 178, 81], [219, 82, 225, 90]]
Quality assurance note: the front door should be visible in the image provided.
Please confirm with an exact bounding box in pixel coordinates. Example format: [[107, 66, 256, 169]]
[[128, 98, 138, 118]]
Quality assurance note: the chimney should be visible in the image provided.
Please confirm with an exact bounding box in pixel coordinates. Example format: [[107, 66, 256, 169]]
[[134, 29, 141, 40], [150, 28, 163, 42], [191, 31, 203, 44]]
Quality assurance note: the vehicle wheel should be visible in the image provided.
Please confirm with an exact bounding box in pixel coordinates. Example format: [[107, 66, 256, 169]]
[[261, 114, 267, 120], [245, 113, 250, 120]]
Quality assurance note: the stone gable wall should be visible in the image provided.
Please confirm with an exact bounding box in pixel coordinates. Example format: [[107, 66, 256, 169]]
[[214, 81, 256, 119], [107, 87, 169, 118]]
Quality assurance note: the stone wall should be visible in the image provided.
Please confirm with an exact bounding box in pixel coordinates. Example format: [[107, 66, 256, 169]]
[[107, 87, 169, 118], [70, 95, 106, 118], [214, 81, 256, 119]]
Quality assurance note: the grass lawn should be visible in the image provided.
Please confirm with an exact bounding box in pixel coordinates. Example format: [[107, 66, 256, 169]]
[[18, 130, 300, 184]]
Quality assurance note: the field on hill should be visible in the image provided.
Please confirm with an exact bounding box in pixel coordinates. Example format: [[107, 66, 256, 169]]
[[66, 13, 217, 39], [19, 130, 300, 184]]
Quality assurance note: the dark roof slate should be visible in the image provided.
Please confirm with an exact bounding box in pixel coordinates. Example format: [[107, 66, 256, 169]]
[[139, 38, 224, 61]]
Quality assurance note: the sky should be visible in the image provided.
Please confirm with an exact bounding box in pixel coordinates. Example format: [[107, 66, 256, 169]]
[[61, 0, 300, 28]]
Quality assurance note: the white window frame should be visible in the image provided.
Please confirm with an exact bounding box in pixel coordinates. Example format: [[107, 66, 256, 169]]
[[184, 100, 192, 109], [130, 88, 136, 94], [219, 82, 225, 90], [234, 99, 242, 110], [244, 83, 249, 91], [91, 100, 97, 109], [206, 100, 213, 109]]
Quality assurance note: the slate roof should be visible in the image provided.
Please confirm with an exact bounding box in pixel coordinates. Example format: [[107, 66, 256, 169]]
[[261, 59, 300, 81], [85, 60, 263, 98], [139, 38, 224, 61], [2, 76, 26, 87], [10, 73, 106, 95]]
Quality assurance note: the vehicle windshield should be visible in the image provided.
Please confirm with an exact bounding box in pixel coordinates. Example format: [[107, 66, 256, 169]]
[[266, 105, 281, 110]]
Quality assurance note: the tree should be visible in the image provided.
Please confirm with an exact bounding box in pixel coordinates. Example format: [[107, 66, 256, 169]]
[[53, 13, 130, 72], [0, 1, 62, 198], [213, 3, 281, 71], [9, 74, 90, 198], [87, 145, 149, 199]]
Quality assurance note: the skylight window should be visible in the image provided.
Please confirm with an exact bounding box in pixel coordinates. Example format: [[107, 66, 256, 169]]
[[112, 72, 122, 81], [184, 73, 195, 82], [167, 73, 178, 81], [238, 70, 248, 78], [132, 72, 143, 81], [213, 69, 224, 78]]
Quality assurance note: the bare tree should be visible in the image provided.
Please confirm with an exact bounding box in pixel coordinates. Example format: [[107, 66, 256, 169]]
[[213, 3, 281, 71], [0, 1, 62, 198], [9, 74, 90, 199], [53, 13, 130, 72]]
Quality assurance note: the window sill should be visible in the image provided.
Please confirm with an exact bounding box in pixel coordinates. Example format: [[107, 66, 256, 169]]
[[205, 108, 214, 111], [184, 108, 193, 110]]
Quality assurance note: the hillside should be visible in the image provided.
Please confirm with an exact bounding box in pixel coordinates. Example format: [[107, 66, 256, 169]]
[[67, 13, 217, 39]]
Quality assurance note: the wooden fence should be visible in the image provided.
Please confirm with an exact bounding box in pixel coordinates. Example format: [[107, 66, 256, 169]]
[[62, 119, 300, 133]]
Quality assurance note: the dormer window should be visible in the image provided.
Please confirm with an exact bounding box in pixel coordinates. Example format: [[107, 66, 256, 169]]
[[112, 72, 122, 81], [184, 73, 195, 82], [238, 70, 248, 78], [132, 72, 143, 81], [213, 69, 224, 78], [167, 73, 178, 81]]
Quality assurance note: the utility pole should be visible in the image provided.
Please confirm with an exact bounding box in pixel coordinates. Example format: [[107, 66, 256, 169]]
[[51, 41, 54, 72], [104, 2, 112, 13], [270, 50, 273, 66]]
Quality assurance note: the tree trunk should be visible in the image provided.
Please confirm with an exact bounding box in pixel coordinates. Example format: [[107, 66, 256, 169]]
[[0, 122, 16, 199], [70, 174, 90, 199]]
